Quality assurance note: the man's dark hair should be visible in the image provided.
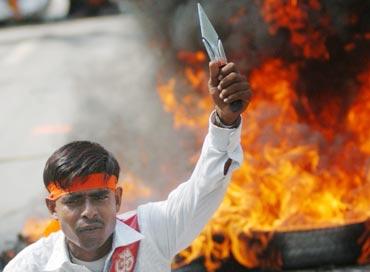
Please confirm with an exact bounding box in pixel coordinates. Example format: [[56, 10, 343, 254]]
[[43, 141, 120, 190]]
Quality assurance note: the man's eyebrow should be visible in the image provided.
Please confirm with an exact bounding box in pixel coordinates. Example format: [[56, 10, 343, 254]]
[[88, 189, 110, 197], [63, 193, 84, 201]]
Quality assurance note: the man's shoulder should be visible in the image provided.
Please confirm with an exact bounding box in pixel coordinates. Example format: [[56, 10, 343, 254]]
[[117, 210, 137, 221], [3, 231, 63, 272], [118, 204, 161, 225]]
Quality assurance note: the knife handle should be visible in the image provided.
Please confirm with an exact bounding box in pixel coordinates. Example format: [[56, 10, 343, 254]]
[[229, 100, 243, 112], [219, 64, 243, 113]]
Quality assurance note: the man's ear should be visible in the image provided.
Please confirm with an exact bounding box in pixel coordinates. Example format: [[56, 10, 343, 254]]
[[45, 198, 57, 218], [114, 187, 123, 212]]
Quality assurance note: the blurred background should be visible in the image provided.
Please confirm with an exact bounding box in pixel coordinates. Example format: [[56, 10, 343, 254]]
[[0, 0, 369, 271], [0, 0, 197, 259]]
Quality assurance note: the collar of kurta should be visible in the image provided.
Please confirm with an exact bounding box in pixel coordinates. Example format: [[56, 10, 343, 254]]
[[43, 218, 144, 271]]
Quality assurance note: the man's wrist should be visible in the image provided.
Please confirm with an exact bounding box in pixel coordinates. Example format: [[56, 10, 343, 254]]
[[212, 111, 241, 129]]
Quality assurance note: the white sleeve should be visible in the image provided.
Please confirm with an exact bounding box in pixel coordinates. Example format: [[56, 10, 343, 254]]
[[137, 112, 243, 259]]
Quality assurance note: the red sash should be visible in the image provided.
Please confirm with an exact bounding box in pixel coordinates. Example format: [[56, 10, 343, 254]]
[[109, 214, 141, 272]]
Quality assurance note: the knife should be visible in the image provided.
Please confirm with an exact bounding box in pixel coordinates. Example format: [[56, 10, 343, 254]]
[[197, 3, 243, 112]]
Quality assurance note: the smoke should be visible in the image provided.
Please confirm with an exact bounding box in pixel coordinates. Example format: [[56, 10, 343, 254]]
[[123, 0, 270, 68], [71, 0, 370, 204], [68, 16, 197, 205], [122, 0, 370, 128]]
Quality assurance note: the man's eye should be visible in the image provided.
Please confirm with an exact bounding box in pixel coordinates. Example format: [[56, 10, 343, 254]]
[[65, 199, 80, 205], [94, 195, 108, 201]]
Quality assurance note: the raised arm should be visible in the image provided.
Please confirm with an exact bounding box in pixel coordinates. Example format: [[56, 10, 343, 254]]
[[137, 61, 252, 259]]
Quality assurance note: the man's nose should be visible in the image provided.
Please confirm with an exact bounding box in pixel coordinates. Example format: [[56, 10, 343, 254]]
[[81, 199, 98, 219]]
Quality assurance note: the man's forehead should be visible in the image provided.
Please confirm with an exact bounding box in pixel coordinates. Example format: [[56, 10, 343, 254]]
[[62, 188, 111, 198]]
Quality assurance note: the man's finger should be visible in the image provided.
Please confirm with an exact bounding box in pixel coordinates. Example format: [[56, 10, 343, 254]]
[[219, 73, 245, 90], [223, 90, 252, 104], [209, 61, 222, 87], [219, 82, 248, 99], [219, 62, 238, 77]]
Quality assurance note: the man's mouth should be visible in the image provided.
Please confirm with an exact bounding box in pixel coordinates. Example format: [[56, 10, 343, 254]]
[[77, 224, 103, 233]]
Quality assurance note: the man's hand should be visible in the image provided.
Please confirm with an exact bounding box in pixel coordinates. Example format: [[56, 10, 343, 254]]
[[209, 61, 252, 125]]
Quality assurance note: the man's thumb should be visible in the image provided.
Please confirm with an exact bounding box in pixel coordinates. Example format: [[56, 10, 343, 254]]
[[209, 61, 221, 87]]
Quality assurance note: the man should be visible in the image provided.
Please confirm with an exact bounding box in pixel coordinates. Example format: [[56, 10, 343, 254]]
[[4, 61, 252, 272]]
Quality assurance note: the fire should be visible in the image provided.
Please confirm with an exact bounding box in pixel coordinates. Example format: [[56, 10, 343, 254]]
[[262, 0, 330, 59], [21, 218, 53, 243], [158, 33, 370, 271], [177, 50, 206, 65], [347, 70, 370, 154], [359, 220, 370, 265], [121, 171, 153, 211], [16, 1, 370, 270], [157, 51, 211, 130]]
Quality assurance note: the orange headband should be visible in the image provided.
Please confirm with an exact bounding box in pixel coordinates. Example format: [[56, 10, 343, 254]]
[[47, 173, 117, 200]]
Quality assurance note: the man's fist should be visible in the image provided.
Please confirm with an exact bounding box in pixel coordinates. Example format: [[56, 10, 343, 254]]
[[209, 61, 252, 125]]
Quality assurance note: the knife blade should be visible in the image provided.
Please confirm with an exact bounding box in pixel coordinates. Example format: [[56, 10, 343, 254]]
[[197, 3, 243, 112]]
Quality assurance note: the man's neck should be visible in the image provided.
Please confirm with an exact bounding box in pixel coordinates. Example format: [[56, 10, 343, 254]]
[[67, 235, 113, 262]]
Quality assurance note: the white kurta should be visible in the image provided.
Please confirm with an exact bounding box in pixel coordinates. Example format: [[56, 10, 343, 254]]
[[4, 114, 243, 272]]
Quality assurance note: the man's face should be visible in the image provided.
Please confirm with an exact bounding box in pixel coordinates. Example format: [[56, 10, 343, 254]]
[[50, 187, 122, 252]]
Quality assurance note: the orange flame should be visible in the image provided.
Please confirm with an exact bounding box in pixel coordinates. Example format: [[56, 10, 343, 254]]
[[22, 218, 54, 242], [157, 51, 211, 130], [162, 54, 369, 270], [358, 220, 370, 264], [19, 3, 370, 270], [261, 0, 330, 59]]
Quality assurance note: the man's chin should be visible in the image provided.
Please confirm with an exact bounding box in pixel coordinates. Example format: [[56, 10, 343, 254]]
[[76, 232, 112, 252], [78, 240, 104, 251]]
